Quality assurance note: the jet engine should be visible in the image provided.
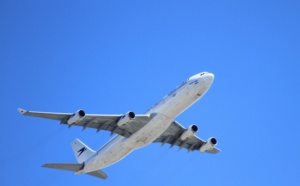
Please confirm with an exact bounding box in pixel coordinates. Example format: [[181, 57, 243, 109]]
[[180, 125, 198, 140], [117, 111, 135, 127], [67, 110, 86, 125], [199, 137, 218, 152]]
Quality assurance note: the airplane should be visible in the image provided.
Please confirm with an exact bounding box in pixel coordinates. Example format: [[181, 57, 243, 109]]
[[18, 72, 220, 180]]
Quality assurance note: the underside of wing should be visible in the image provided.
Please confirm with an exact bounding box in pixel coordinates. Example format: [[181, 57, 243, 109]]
[[153, 121, 220, 153], [18, 108, 153, 138], [71, 114, 153, 137], [153, 121, 204, 151]]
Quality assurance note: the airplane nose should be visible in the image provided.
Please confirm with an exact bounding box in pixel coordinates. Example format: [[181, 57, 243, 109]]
[[195, 72, 214, 97], [204, 73, 214, 84], [207, 73, 214, 79]]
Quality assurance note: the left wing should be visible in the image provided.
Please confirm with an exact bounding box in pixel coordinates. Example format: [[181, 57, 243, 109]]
[[18, 108, 153, 138], [153, 121, 220, 153]]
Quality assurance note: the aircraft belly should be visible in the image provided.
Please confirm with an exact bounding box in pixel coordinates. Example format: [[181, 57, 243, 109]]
[[162, 82, 209, 118], [128, 113, 173, 148], [84, 136, 134, 171]]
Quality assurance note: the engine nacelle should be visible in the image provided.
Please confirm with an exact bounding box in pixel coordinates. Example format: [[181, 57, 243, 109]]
[[67, 110, 85, 125], [117, 111, 135, 127], [199, 137, 218, 152], [180, 125, 198, 140]]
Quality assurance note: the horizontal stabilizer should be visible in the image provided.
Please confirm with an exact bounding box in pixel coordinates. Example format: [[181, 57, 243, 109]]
[[43, 163, 108, 179], [43, 163, 83, 171], [87, 170, 108, 179]]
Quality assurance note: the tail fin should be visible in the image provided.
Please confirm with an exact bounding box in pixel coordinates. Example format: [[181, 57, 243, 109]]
[[71, 138, 95, 163]]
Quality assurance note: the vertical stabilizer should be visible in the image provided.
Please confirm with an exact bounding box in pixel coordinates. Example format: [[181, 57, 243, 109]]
[[71, 138, 95, 163]]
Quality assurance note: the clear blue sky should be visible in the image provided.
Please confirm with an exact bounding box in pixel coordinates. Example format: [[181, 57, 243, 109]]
[[1, 0, 300, 185]]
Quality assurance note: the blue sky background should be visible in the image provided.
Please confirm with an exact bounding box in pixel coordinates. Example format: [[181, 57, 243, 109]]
[[1, 0, 300, 185]]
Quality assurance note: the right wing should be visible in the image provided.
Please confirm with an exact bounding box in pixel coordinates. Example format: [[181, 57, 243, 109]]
[[18, 108, 153, 138], [153, 121, 220, 153]]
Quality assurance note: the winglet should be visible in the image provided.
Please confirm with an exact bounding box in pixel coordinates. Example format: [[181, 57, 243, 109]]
[[18, 108, 27, 115]]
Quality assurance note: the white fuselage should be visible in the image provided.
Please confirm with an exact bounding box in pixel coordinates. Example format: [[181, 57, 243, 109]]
[[82, 72, 214, 173]]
